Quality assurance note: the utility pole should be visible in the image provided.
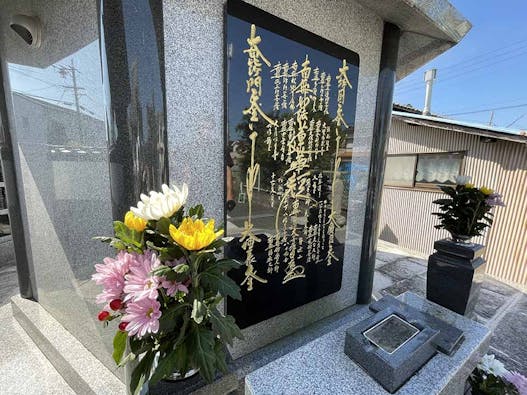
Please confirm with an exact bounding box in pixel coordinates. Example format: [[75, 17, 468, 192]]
[[488, 111, 494, 126], [58, 60, 84, 141], [70, 59, 82, 138], [423, 69, 436, 116]]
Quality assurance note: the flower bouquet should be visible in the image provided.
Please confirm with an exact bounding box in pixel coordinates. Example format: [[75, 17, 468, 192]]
[[432, 176, 505, 242], [469, 354, 526, 395], [92, 184, 243, 394]]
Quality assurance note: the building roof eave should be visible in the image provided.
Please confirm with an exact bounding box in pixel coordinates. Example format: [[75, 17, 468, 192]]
[[392, 111, 527, 144]]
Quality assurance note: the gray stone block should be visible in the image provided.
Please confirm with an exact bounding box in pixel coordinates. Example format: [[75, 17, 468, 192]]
[[370, 295, 464, 355], [345, 306, 439, 393]]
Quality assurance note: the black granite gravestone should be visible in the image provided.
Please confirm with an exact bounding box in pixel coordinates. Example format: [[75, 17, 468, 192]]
[[224, 0, 359, 329]]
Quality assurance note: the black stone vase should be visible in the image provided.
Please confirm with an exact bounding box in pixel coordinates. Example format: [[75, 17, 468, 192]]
[[426, 239, 486, 316]]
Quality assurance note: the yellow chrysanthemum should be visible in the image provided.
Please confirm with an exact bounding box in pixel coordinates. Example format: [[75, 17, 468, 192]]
[[480, 186, 494, 195], [169, 218, 224, 251], [124, 210, 147, 232], [465, 183, 475, 189]]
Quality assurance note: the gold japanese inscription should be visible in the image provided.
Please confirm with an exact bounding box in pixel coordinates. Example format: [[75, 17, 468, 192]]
[[235, 24, 354, 291], [240, 24, 277, 291]]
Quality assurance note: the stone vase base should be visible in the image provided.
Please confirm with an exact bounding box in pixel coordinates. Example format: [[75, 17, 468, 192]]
[[426, 239, 486, 316]]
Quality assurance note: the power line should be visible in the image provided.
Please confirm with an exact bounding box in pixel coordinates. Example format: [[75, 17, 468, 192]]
[[445, 103, 527, 116], [439, 97, 527, 115], [396, 49, 527, 95], [396, 37, 527, 88], [506, 112, 527, 128], [9, 68, 60, 87]]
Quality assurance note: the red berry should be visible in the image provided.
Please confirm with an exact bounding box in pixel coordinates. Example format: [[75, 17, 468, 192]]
[[109, 299, 122, 311], [119, 322, 129, 331], [98, 311, 110, 321]]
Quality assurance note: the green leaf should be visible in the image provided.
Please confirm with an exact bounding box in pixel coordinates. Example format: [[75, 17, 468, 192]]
[[129, 338, 152, 356], [94, 236, 128, 251], [130, 351, 155, 395], [189, 324, 217, 383], [112, 330, 128, 364], [214, 339, 229, 374], [191, 299, 207, 324], [151, 265, 173, 277], [214, 258, 241, 273], [189, 204, 205, 219], [199, 267, 242, 300], [158, 304, 188, 332], [209, 307, 243, 346], [175, 264, 190, 274], [156, 217, 172, 235], [146, 241, 184, 261], [113, 221, 142, 247], [208, 238, 227, 250]]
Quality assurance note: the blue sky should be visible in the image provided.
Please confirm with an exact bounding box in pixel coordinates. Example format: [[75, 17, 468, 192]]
[[394, 0, 527, 131]]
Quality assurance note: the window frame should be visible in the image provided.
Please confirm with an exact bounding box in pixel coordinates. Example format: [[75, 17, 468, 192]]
[[384, 150, 466, 191]]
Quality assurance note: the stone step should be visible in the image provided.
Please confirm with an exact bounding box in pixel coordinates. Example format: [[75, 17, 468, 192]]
[[0, 303, 74, 394], [11, 295, 125, 395]]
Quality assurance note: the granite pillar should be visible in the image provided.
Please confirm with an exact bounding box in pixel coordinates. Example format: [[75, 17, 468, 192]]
[[357, 22, 401, 304], [0, 59, 35, 299]]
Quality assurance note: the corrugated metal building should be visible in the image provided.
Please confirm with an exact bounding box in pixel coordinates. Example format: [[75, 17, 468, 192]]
[[379, 110, 527, 287]]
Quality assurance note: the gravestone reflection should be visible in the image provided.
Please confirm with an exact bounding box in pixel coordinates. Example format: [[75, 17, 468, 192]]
[[363, 314, 420, 354]]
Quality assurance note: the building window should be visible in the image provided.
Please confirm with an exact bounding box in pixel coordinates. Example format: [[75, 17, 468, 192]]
[[384, 155, 417, 187], [384, 151, 464, 189]]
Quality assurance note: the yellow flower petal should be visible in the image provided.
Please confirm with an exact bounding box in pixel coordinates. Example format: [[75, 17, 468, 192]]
[[480, 186, 493, 195], [169, 218, 223, 251], [124, 211, 147, 232]]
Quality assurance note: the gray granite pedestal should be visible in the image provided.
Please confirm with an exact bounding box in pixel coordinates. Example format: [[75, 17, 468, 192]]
[[245, 292, 490, 395], [427, 239, 487, 316]]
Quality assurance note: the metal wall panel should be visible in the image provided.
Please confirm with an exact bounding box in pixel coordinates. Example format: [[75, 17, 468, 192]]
[[379, 118, 527, 286]]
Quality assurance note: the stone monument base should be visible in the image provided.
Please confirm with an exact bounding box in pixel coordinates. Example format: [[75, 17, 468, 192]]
[[245, 292, 490, 395]]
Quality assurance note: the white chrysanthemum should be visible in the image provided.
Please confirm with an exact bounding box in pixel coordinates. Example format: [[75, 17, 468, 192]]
[[454, 175, 472, 185], [131, 184, 188, 221], [478, 354, 509, 377]]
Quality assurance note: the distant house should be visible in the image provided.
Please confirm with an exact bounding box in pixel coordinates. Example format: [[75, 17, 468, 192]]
[[379, 107, 527, 287]]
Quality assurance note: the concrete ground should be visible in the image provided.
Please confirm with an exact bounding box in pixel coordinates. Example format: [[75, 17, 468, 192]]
[[374, 239, 527, 375]]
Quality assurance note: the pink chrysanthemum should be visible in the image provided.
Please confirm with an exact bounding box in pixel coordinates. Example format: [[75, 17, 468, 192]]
[[161, 278, 189, 297], [123, 250, 161, 301], [122, 297, 162, 338], [92, 251, 132, 305]]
